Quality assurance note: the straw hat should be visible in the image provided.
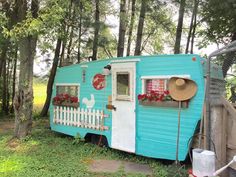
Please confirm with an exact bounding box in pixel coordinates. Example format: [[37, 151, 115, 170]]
[[168, 77, 197, 101]]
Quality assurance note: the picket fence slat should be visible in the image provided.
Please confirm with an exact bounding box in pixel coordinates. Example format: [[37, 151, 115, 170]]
[[53, 106, 105, 130]]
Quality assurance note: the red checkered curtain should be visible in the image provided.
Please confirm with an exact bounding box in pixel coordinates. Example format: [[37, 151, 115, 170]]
[[146, 79, 166, 94]]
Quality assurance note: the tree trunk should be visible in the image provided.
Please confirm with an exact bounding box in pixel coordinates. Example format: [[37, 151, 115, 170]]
[[190, 0, 199, 54], [185, 1, 195, 54], [134, 0, 147, 56], [77, 1, 83, 63], [40, 39, 62, 117], [92, 0, 100, 61], [117, 0, 127, 57], [126, 0, 136, 56], [174, 0, 186, 54], [2, 59, 8, 114], [66, 2, 76, 62], [11, 47, 18, 113], [14, 0, 39, 139], [59, 0, 73, 66]]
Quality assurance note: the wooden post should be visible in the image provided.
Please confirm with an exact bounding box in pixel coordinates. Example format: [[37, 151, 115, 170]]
[[211, 102, 228, 177]]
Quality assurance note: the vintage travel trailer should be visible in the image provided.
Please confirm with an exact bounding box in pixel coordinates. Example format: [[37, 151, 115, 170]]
[[50, 54, 223, 161]]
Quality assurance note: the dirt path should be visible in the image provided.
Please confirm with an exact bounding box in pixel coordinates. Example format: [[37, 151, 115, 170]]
[[0, 119, 14, 134]]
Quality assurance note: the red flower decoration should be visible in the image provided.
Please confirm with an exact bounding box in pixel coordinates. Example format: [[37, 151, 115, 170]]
[[53, 93, 79, 105], [138, 90, 172, 102], [164, 90, 169, 95]]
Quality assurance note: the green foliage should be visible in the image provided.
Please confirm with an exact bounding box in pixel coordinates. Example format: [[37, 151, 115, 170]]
[[3, 1, 66, 40], [72, 133, 85, 145], [199, 0, 236, 45], [0, 119, 188, 177]]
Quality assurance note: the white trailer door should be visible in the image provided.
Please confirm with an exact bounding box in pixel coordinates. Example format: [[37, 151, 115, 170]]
[[111, 62, 136, 153]]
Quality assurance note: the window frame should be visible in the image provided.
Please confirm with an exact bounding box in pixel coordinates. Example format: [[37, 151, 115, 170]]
[[116, 71, 131, 100], [55, 83, 80, 100], [141, 75, 190, 94], [114, 71, 133, 101]]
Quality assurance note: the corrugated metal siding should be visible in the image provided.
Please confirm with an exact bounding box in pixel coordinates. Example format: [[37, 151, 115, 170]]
[[135, 55, 205, 160], [50, 54, 207, 161], [50, 60, 112, 146]]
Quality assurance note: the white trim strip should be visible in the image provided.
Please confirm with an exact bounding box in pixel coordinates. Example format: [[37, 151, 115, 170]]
[[55, 83, 80, 86], [140, 75, 191, 80], [111, 59, 140, 63], [80, 65, 88, 68]]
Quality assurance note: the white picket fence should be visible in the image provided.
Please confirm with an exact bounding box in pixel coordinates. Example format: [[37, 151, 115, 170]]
[[53, 106, 106, 130]]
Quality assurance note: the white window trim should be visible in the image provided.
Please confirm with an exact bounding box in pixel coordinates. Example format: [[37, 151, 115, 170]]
[[140, 74, 190, 80], [56, 83, 80, 86], [80, 65, 88, 68], [141, 75, 191, 94], [55, 83, 80, 99], [113, 69, 134, 101], [111, 58, 140, 63]]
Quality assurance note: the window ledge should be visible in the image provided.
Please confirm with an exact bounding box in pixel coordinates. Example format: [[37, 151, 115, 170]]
[[53, 102, 79, 108], [139, 100, 188, 108]]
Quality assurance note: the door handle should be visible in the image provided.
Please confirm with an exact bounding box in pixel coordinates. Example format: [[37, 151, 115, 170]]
[[106, 104, 116, 111]]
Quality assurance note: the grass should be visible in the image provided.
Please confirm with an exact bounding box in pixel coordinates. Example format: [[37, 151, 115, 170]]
[[0, 120, 189, 177], [33, 82, 47, 114]]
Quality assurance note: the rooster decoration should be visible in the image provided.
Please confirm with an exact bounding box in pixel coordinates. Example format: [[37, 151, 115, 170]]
[[82, 94, 95, 109]]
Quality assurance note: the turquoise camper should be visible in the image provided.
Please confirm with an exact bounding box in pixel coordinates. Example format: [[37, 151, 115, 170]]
[[50, 54, 223, 161]]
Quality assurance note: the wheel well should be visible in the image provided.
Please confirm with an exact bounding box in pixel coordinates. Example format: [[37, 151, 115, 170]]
[[84, 133, 108, 147]]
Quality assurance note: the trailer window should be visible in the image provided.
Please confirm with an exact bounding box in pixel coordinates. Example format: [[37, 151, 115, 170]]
[[56, 85, 79, 97], [145, 79, 168, 94], [116, 72, 130, 100]]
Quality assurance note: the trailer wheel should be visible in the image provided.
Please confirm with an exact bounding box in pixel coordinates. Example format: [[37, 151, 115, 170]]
[[90, 134, 108, 147]]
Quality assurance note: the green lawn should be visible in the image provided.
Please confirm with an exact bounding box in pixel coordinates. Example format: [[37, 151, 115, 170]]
[[0, 120, 188, 177], [33, 82, 47, 113]]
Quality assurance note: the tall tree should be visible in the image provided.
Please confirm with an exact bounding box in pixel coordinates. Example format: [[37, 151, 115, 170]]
[[190, 0, 198, 54], [92, 0, 100, 61], [66, 2, 76, 62], [117, 0, 127, 57], [126, 0, 136, 56], [174, 0, 186, 54], [77, 1, 83, 63], [14, 0, 39, 138], [40, 38, 62, 117], [185, 0, 198, 54], [134, 0, 147, 56]]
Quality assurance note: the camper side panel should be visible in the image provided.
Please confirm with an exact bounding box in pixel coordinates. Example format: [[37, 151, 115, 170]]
[[135, 55, 205, 160], [50, 61, 112, 146]]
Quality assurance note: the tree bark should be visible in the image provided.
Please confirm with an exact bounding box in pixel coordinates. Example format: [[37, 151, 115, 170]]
[[66, 2, 76, 62], [134, 0, 147, 56], [92, 0, 100, 61], [190, 0, 199, 54], [126, 0, 136, 56], [77, 1, 83, 63], [59, 0, 73, 66], [14, 0, 39, 139], [174, 0, 186, 54], [185, 1, 195, 54], [2, 59, 8, 114], [10, 47, 18, 113], [117, 0, 127, 57], [40, 39, 62, 117]]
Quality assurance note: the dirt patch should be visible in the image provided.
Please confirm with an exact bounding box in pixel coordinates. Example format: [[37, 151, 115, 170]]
[[7, 138, 20, 149], [0, 120, 14, 134]]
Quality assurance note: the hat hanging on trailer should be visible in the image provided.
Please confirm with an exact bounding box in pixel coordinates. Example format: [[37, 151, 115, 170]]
[[168, 77, 198, 101]]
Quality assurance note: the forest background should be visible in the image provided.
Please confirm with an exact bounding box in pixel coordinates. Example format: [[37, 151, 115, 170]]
[[0, 0, 235, 138]]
